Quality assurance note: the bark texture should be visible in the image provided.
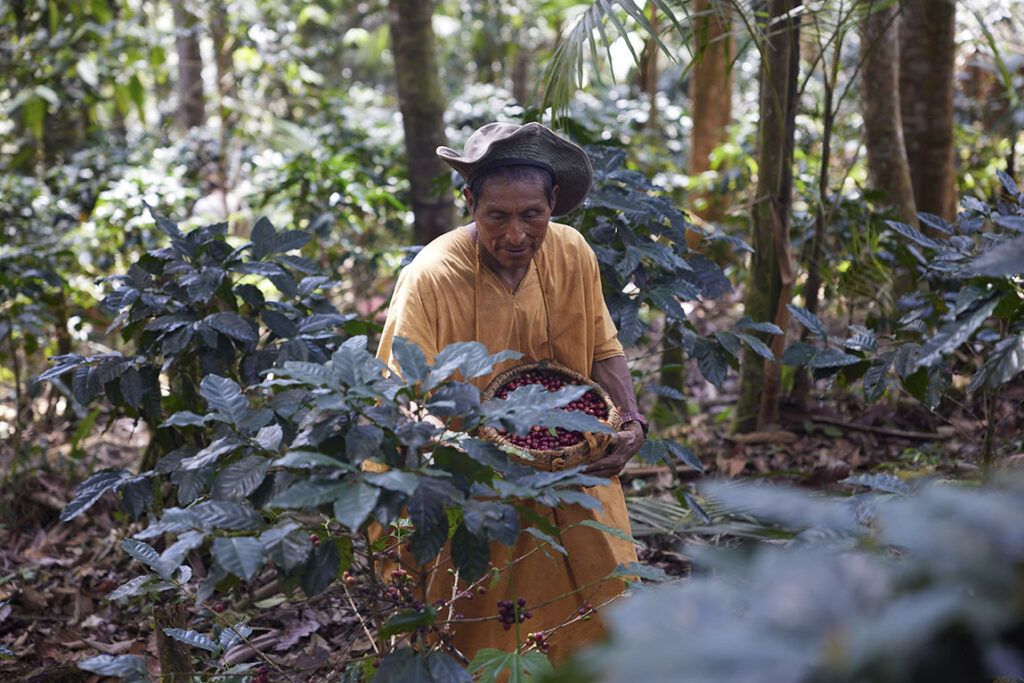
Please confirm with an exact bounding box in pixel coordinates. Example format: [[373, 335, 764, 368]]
[[388, 0, 455, 245], [734, 0, 800, 433], [900, 0, 957, 221], [688, 0, 733, 197], [172, 0, 205, 130], [860, 1, 918, 227]]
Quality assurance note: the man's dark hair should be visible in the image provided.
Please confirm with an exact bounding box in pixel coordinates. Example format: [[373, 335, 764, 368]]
[[468, 165, 555, 207]]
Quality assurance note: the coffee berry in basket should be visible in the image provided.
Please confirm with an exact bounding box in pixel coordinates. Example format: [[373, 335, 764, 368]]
[[480, 362, 620, 471]]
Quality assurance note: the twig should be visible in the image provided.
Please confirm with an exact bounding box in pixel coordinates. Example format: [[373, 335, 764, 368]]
[[340, 578, 380, 655], [807, 415, 943, 440]]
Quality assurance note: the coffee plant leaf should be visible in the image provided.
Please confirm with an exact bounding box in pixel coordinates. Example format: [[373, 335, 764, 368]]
[[194, 500, 265, 531], [180, 435, 246, 471], [156, 530, 207, 579], [205, 311, 259, 345], [428, 341, 521, 387], [118, 475, 155, 519], [108, 575, 172, 601], [211, 536, 266, 581], [273, 450, 347, 469], [885, 219, 944, 250], [218, 623, 253, 653], [523, 527, 567, 556], [77, 654, 149, 678], [807, 348, 862, 369], [254, 424, 283, 453], [577, 519, 636, 544], [840, 474, 910, 496], [332, 481, 381, 532], [71, 364, 100, 405], [120, 538, 163, 576], [363, 470, 420, 497], [425, 383, 481, 417], [269, 479, 348, 509], [377, 648, 473, 683], [734, 331, 775, 362], [118, 367, 144, 408], [610, 561, 671, 582], [470, 648, 554, 683], [410, 513, 449, 566], [643, 384, 686, 400], [379, 605, 439, 640], [786, 304, 827, 340], [300, 538, 341, 596], [734, 316, 783, 335], [261, 524, 312, 573], [162, 628, 218, 652], [162, 411, 218, 428], [211, 457, 271, 501], [638, 439, 703, 471], [407, 478, 463, 531], [967, 334, 1024, 393], [199, 375, 250, 426], [249, 216, 276, 261], [462, 499, 520, 546], [862, 356, 892, 402], [538, 489, 603, 511], [61, 467, 131, 522], [915, 296, 999, 369], [693, 336, 729, 387]]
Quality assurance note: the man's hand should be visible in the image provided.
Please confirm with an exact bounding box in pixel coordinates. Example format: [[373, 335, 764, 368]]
[[584, 421, 644, 478]]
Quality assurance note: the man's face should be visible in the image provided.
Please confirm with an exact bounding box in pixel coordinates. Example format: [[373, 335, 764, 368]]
[[465, 175, 558, 278]]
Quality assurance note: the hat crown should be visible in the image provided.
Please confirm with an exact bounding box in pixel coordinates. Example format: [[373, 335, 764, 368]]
[[436, 121, 593, 216]]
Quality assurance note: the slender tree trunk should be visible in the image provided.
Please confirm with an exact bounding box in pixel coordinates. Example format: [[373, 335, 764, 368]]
[[734, 0, 800, 433], [638, 2, 660, 129], [388, 0, 455, 245], [512, 46, 531, 107], [173, 0, 206, 130], [860, 1, 918, 227], [900, 0, 956, 222], [688, 0, 733, 223]]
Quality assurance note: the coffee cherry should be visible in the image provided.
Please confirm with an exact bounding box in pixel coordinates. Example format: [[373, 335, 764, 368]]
[[213, 602, 225, 613]]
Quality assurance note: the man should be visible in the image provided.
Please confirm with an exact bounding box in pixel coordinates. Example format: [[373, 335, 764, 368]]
[[376, 122, 647, 663]]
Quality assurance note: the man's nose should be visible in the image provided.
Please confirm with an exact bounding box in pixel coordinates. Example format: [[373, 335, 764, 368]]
[[506, 218, 528, 244]]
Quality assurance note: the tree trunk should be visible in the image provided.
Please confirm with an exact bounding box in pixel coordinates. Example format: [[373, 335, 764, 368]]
[[734, 0, 800, 433], [688, 0, 733, 223], [860, 1, 918, 227], [638, 2, 660, 129], [388, 0, 455, 245], [900, 0, 956, 222], [173, 0, 206, 130]]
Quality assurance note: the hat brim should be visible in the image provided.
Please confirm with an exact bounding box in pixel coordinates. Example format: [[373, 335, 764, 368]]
[[437, 122, 593, 216]]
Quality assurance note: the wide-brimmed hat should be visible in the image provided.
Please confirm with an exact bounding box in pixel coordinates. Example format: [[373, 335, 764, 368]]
[[436, 122, 593, 216]]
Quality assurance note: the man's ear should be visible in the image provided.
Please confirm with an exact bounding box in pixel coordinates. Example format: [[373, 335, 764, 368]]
[[550, 185, 560, 209], [462, 186, 475, 214]]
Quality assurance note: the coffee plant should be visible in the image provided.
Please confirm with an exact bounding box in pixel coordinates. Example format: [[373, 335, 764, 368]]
[[779, 172, 1024, 462], [570, 145, 780, 395], [553, 473, 1024, 683]]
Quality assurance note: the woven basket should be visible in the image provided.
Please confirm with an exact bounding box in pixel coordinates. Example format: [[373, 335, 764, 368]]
[[479, 360, 621, 471]]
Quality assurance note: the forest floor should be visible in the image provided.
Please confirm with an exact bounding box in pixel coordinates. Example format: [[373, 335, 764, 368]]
[[3, 381, 1021, 682], [2, 291, 1023, 681]]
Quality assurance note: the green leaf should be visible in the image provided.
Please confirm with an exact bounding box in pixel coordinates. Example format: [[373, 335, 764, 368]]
[[261, 524, 312, 573], [863, 358, 892, 402], [609, 561, 671, 582], [807, 348, 862, 368], [694, 336, 728, 387], [180, 435, 245, 470], [161, 411, 217, 428], [269, 480, 347, 508], [451, 524, 491, 581], [332, 481, 381, 531], [886, 219, 944, 250], [392, 336, 430, 385], [218, 623, 253, 653], [210, 536, 266, 580], [577, 519, 637, 545], [108, 575, 172, 601], [77, 654, 149, 677], [840, 474, 910, 496], [61, 468, 130, 522], [121, 538, 163, 576], [269, 229, 312, 255], [469, 648, 554, 683], [462, 499, 520, 546], [200, 375, 250, 425], [206, 311, 259, 344], [72, 365, 100, 405], [734, 316, 783, 335], [156, 530, 207, 579], [301, 538, 341, 596], [212, 456, 270, 501], [379, 606, 439, 639], [162, 628, 218, 652], [967, 334, 1024, 393], [786, 305, 826, 339], [916, 296, 999, 368], [119, 368, 144, 408], [250, 217, 276, 261], [734, 331, 776, 362], [637, 439, 703, 471], [377, 649, 474, 683], [193, 500, 265, 530]]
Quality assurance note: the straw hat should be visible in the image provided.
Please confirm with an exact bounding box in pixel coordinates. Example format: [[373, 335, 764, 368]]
[[436, 122, 593, 216]]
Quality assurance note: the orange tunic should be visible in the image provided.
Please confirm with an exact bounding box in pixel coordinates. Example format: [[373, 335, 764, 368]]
[[376, 223, 638, 663]]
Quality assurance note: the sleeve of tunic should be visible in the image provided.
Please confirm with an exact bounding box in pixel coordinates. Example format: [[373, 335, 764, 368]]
[[583, 233, 624, 363]]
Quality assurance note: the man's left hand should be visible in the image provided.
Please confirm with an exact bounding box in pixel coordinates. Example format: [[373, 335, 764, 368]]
[[584, 421, 645, 478]]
